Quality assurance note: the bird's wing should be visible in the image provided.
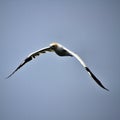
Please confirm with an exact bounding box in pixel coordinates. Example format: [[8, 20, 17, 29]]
[[6, 46, 52, 78], [63, 47, 109, 91]]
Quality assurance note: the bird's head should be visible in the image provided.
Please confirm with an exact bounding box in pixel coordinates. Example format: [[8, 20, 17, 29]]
[[50, 42, 62, 49]]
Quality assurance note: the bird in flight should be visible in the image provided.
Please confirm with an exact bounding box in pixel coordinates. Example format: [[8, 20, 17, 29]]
[[7, 42, 109, 91]]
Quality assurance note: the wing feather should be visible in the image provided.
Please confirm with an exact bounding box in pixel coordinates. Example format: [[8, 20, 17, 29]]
[[63, 47, 109, 91], [6, 47, 52, 78]]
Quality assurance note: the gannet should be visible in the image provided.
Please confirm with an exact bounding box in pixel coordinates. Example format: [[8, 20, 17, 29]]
[[7, 42, 109, 91]]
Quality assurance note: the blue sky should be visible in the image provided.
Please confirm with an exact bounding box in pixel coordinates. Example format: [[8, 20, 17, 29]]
[[0, 0, 120, 120]]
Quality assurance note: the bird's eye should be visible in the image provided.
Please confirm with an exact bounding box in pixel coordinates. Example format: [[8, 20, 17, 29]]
[[50, 44, 57, 49]]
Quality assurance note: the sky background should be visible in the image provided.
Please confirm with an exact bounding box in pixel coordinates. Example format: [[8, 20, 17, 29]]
[[0, 0, 120, 120]]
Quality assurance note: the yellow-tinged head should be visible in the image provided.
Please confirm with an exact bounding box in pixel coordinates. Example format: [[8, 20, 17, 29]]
[[50, 42, 62, 49], [50, 42, 58, 46]]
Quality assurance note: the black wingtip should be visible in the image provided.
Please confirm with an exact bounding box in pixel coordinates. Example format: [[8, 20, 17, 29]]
[[6, 75, 10, 79], [85, 67, 109, 91], [6, 71, 16, 79]]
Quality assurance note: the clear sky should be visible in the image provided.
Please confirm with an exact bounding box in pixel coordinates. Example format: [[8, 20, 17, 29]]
[[0, 0, 120, 120]]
